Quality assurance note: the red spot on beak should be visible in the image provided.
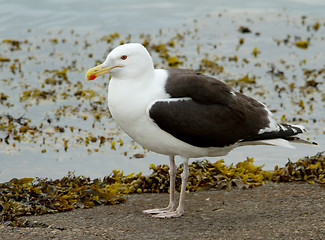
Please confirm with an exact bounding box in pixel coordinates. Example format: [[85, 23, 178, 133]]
[[89, 74, 97, 80]]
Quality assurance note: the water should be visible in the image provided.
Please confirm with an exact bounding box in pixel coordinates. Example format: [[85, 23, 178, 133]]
[[0, 0, 324, 182]]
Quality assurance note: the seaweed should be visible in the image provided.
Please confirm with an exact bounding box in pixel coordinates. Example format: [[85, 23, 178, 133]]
[[0, 173, 125, 227]]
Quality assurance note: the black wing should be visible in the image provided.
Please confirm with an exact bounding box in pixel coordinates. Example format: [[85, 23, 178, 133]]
[[149, 68, 274, 148]]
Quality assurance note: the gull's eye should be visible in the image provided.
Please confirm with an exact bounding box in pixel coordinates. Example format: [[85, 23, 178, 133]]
[[121, 55, 127, 60]]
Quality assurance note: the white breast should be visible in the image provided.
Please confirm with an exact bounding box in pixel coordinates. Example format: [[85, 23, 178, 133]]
[[108, 70, 170, 150], [108, 69, 167, 128]]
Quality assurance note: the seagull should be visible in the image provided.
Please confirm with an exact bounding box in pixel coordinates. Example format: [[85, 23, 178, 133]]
[[85, 43, 306, 218]]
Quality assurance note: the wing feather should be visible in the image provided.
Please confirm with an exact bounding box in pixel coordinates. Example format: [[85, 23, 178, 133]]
[[148, 69, 268, 147], [149, 69, 303, 148]]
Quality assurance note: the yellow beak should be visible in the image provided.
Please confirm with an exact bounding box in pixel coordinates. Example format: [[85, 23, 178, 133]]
[[85, 64, 119, 82]]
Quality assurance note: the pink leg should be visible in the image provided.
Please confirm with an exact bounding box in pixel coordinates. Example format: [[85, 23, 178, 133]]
[[153, 157, 189, 218], [143, 155, 177, 214]]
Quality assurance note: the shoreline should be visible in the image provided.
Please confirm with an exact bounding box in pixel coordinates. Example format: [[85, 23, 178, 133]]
[[1, 182, 325, 239]]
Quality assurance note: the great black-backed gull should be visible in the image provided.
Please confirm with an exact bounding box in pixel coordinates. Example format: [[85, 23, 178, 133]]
[[85, 43, 305, 218]]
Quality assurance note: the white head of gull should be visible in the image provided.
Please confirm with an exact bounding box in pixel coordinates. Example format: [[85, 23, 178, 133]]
[[85, 43, 306, 218]]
